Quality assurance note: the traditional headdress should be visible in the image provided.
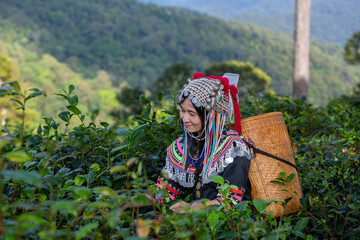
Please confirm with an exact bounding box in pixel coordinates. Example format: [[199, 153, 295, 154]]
[[177, 72, 243, 178]]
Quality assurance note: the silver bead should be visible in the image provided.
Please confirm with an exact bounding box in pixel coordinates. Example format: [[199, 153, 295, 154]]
[[213, 86, 219, 92], [184, 89, 189, 97], [215, 79, 221, 85], [220, 84, 224, 90], [209, 91, 216, 97], [187, 78, 192, 83], [206, 98, 212, 103], [205, 105, 212, 111]]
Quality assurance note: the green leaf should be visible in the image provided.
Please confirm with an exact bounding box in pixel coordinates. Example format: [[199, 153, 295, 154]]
[[295, 218, 309, 232], [10, 98, 24, 107], [16, 213, 48, 226], [70, 95, 79, 106], [111, 144, 127, 153], [270, 180, 287, 186], [253, 199, 267, 213], [58, 111, 71, 122], [218, 231, 238, 239], [2, 80, 21, 91], [37, 124, 42, 135], [64, 179, 74, 187], [24, 161, 37, 168], [75, 175, 86, 186], [2, 170, 42, 188], [86, 201, 113, 209], [5, 151, 31, 163], [129, 124, 146, 147], [68, 84, 75, 95], [279, 172, 286, 180], [90, 163, 100, 172], [25, 91, 46, 101], [87, 171, 96, 184], [0, 86, 14, 92], [208, 210, 219, 232], [52, 200, 77, 216], [43, 117, 51, 125], [175, 232, 193, 239], [72, 187, 92, 200], [285, 173, 295, 183], [28, 88, 40, 92], [292, 231, 306, 239], [158, 92, 163, 102], [100, 122, 109, 128], [66, 105, 81, 115], [208, 175, 224, 185], [55, 93, 71, 102], [110, 165, 127, 173], [117, 128, 131, 136], [94, 187, 119, 200]]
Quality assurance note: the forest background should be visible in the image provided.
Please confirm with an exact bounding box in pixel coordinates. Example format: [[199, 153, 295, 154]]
[[0, 0, 359, 239], [1, 0, 360, 128]]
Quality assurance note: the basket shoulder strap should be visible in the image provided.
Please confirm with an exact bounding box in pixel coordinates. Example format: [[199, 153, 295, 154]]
[[244, 140, 298, 171]]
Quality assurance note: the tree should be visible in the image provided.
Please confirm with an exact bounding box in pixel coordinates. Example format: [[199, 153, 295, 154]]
[[204, 60, 272, 96], [111, 82, 146, 120], [155, 62, 193, 93], [344, 31, 360, 64], [292, 0, 311, 100]]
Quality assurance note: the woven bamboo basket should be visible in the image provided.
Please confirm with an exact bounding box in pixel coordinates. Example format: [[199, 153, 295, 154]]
[[239, 112, 302, 217]]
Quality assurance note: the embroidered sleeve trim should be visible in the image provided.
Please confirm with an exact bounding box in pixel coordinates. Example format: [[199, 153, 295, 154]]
[[216, 187, 246, 208]]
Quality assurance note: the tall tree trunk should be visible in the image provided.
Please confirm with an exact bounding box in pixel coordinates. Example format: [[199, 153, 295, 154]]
[[293, 0, 311, 100]]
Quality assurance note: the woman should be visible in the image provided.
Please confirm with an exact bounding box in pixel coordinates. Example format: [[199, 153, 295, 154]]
[[155, 72, 252, 212]]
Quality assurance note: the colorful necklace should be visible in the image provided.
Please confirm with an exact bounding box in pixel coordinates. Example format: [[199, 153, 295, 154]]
[[188, 149, 205, 167]]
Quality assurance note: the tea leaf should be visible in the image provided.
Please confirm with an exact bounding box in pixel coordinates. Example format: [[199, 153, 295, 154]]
[[66, 105, 81, 115], [75, 175, 86, 186], [208, 175, 224, 185], [295, 218, 309, 232], [5, 151, 31, 163], [253, 199, 267, 213], [285, 173, 295, 183], [75, 222, 99, 240]]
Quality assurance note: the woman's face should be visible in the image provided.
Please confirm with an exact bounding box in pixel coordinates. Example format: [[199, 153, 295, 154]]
[[180, 98, 202, 135]]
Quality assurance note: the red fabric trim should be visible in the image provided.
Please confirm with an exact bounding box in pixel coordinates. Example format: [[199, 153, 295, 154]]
[[230, 188, 244, 195], [158, 177, 180, 195], [157, 178, 166, 184], [229, 88, 242, 135], [165, 185, 180, 195]]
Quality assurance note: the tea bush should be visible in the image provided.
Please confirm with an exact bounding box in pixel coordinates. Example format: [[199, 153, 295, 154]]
[[0, 82, 359, 239]]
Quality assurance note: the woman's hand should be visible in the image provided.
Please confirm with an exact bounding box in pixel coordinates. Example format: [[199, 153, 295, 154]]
[[170, 199, 220, 213], [169, 201, 189, 212]]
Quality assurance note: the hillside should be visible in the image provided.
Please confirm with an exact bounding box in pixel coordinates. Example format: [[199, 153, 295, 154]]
[[140, 0, 360, 46], [0, 22, 120, 127], [0, 0, 359, 106]]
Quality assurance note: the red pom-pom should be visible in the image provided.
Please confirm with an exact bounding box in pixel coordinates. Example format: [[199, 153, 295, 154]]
[[193, 72, 205, 79]]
